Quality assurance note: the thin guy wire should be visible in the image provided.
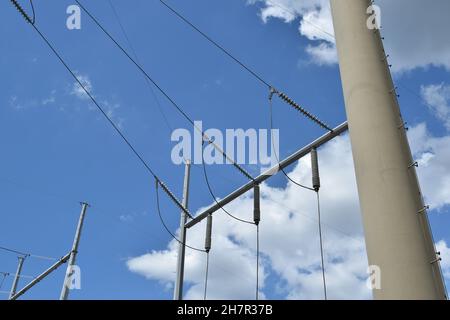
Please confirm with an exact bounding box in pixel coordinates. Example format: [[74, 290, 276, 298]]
[[0, 246, 55, 261], [75, 0, 254, 182], [269, 90, 316, 191], [264, 0, 335, 41], [204, 251, 210, 300], [256, 223, 260, 300], [155, 181, 206, 253], [0, 273, 7, 290], [201, 142, 255, 225], [316, 191, 327, 300], [13, 11, 188, 216], [107, 0, 174, 134], [158, 0, 332, 132]]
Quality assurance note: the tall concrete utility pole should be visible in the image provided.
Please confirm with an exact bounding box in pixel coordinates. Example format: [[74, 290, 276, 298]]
[[9, 256, 25, 299], [174, 160, 191, 300], [330, 0, 446, 299], [60, 202, 89, 300]]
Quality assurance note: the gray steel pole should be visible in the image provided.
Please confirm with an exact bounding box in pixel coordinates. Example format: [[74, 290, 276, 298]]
[[60, 202, 89, 300], [174, 160, 191, 300], [9, 256, 25, 299], [330, 0, 446, 299]]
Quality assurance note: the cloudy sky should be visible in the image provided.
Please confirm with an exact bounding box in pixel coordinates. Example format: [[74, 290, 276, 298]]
[[0, 0, 449, 299]]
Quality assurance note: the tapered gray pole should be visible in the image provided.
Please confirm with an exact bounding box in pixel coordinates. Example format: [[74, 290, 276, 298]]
[[9, 256, 25, 299], [330, 0, 446, 299], [174, 160, 191, 300], [60, 202, 89, 300]]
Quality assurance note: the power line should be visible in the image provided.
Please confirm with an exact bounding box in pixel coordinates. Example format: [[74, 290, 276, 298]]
[[10, 0, 190, 219], [264, 0, 335, 42], [74, 0, 254, 182], [256, 224, 260, 300], [316, 191, 327, 300], [158, 0, 271, 89], [203, 251, 210, 300], [157, 0, 332, 132]]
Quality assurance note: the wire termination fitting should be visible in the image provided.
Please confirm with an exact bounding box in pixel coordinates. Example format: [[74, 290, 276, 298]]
[[205, 214, 212, 253], [311, 148, 321, 192], [253, 184, 261, 225]]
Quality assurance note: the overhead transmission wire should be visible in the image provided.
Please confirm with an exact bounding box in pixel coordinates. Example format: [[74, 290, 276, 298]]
[[75, 0, 261, 297], [9, 0, 194, 244], [316, 191, 327, 300], [74, 0, 254, 182], [157, 0, 333, 132]]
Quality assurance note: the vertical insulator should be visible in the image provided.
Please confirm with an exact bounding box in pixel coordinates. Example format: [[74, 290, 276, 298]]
[[311, 148, 320, 192], [205, 214, 212, 252], [253, 184, 260, 225]]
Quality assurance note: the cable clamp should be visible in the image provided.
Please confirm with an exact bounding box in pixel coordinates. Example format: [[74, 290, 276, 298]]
[[430, 254, 442, 265], [408, 161, 419, 169], [398, 121, 409, 131]]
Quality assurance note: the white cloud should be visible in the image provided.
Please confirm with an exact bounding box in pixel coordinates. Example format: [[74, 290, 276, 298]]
[[127, 134, 373, 299], [250, 0, 450, 72], [421, 83, 450, 131], [409, 123, 450, 211], [127, 117, 450, 299], [71, 74, 93, 100], [436, 241, 450, 280]]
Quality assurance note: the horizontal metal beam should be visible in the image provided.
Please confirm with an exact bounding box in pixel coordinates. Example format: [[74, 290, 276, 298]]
[[186, 121, 348, 229], [9, 252, 71, 300]]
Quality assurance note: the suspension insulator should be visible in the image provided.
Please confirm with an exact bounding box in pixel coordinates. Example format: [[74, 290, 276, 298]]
[[205, 214, 212, 252], [253, 184, 261, 225], [311, 148, 321, 192]]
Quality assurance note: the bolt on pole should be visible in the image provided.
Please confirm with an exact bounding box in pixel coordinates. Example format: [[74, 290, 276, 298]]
[[9, 256, 25, 299], [174, 160, 191, 300], [60, 202, 89, 300]]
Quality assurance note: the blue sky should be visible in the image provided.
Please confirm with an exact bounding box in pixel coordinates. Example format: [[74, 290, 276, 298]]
[[0, 0, 449, 299]]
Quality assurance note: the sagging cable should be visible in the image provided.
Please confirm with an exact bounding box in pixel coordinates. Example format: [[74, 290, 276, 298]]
[[268, 89, 315, 192], [201, 141, 255, 225], [155, 180, 205, 253]]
